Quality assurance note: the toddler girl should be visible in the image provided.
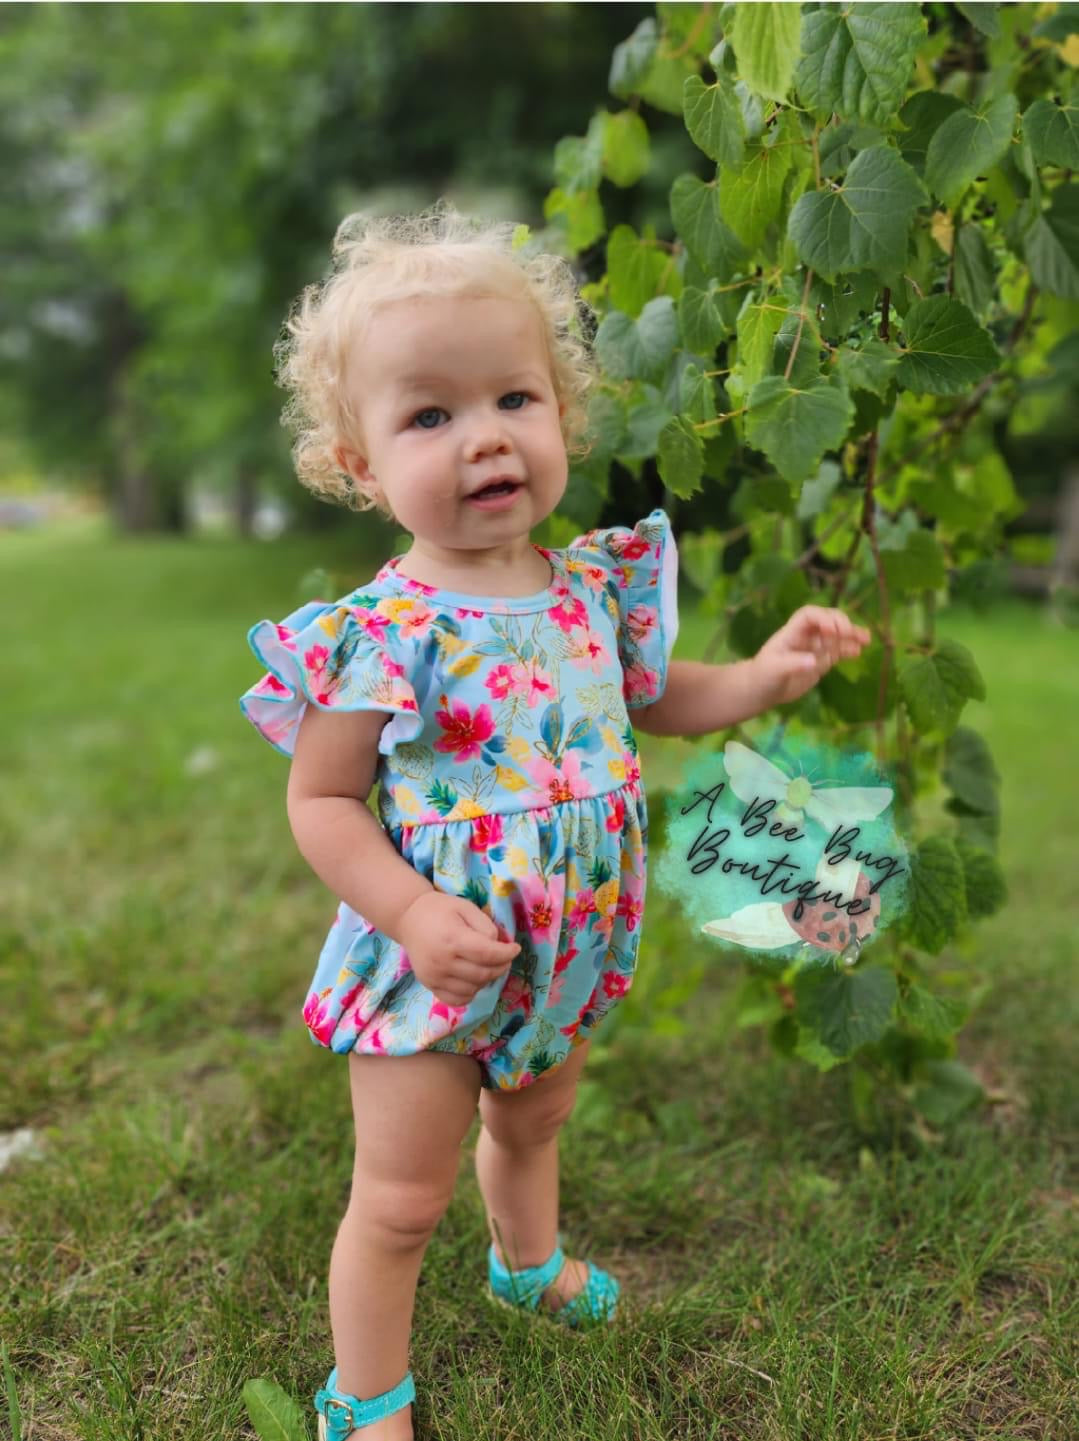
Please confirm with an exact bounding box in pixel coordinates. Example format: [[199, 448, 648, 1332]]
[[239, 202, 870, 1440]]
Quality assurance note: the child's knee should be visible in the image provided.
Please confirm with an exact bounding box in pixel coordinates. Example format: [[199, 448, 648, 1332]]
[[346, 1176, 455, 1248]]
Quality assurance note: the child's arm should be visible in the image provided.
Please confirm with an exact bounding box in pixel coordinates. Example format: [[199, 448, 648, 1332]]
[[287, 706, 519, 1004], [634, 605, 871, 737]]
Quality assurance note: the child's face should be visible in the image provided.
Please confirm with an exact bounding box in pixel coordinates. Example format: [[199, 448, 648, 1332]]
[[336, 294, 568, 555]]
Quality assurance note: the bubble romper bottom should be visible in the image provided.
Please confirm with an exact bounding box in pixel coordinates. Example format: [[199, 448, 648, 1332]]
[[239, 509, 679, 1091]]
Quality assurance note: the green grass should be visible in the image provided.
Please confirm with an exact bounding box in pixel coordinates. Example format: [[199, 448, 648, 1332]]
[[1, 525, 1076, 1440]]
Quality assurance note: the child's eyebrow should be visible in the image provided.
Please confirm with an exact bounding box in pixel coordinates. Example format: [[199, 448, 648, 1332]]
[[397, 370, 548, 396]]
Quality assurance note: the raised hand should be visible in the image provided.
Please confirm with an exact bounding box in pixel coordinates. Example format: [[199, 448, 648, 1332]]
[[753, 605, 872, 706]]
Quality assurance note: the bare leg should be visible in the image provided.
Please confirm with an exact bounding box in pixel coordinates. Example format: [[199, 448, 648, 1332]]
[[326, 1048, 481, 1440], [473, 1041, 594, 1311]]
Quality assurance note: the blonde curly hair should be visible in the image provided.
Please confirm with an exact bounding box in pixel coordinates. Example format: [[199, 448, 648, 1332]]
[[273, 200, 599, 516]]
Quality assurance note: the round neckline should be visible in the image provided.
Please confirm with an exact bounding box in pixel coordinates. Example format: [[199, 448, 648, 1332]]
[[375, 545, 564, 613]]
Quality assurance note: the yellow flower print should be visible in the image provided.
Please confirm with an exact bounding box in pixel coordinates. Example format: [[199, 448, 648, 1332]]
[[507, 845, 532, 878], [496, 765, 530, 792]]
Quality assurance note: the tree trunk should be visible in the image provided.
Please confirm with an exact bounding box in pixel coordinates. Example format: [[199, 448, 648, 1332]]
[[235, 465, 258, 537]]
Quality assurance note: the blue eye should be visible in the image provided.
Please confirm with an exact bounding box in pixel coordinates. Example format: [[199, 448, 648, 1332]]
[[500, 392, 528, 410], [412, 408, 445, 429]]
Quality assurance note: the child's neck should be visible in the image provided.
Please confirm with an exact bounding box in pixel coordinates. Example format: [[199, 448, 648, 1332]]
[[395, 538, 553, 597]]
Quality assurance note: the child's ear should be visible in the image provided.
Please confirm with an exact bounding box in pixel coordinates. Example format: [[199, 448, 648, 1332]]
[[334, 444, 381, 502]]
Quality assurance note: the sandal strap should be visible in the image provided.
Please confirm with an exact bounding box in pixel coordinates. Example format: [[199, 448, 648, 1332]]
[[314, 1367, 415, 1438], [488, 1242, 566, 1310]]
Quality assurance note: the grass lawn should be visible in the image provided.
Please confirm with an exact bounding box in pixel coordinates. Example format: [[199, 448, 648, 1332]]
[[1, 523, 1076, 1440]]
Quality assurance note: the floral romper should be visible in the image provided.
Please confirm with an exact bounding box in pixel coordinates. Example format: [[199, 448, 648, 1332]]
[[239, 508, 679, 1091]]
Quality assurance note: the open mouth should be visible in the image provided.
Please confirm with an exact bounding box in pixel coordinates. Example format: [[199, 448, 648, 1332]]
[[468, 480, 522, 504]]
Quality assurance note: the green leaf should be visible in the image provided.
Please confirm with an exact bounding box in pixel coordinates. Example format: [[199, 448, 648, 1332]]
[[796, 3, 925, 127], [719, 121, 797, 250], [1033, 4, 1079, 42], [895, 297, 999, 396], [679, 285, 731, 353], [670, 173, 748, 280], [836, 337, 900, 396], [745, 375, 854, 485], [594, 299, 679, 383], [678, 362, 716, 424], [794, 965, 898, 1058], [607, 225, 676, 317], [1024, 185, 1079, 301], [943, 726, 1001, 815], [736, 292, 785, 388], [543, 187, 605, 253], [553, 120, 604, 193], [731, 2, 802, 102], [622, 384, 674, 459], [596, 111, 648, 191], [956, 838, 1008, 919], [956, 2, 1001, 37], [898, 91, 967, 175], [880, 528, 948, 591], [952, 224, 995, 317], [899, 637, 985, 735], [657, 415, 705, 499], [796, 460, 842, 519], [899, 983, 969, 1041], [609, 18, 659, 100], [787, 145, 926, 282], [905, 835, 966, 954], [913, 1059, 984, 1125], [603, 108, 652, 187], [924, 94, 1018, 208], [242, 1379, 308, 1441], [773, 310, 823, 388], [1023, 97, 1079, 170], [683, 74, 744, 170]]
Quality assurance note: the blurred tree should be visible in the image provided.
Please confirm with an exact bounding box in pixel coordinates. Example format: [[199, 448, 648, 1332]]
[[0, 1, 650, 532]]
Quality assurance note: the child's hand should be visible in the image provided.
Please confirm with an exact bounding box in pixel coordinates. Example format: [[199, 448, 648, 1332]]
[[397, 892, 521, 1008], [753, 605, 872, 707]]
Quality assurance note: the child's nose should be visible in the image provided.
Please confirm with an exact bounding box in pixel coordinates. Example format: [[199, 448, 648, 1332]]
[[463, 417, 512, 461]]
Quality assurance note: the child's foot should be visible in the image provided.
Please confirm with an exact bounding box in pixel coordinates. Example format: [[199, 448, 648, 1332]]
[[537, 1254, 593, 1314], [332, 1410, 413, 1441]]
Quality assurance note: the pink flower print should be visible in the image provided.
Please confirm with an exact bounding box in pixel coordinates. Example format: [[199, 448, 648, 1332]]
[[528, 751, 592, 806], [560, 999, 591, 1039], [606, 795, 626, 833], [485, 663, 515, 702], [397, 600, 437, 639], [622, 751, 641, 786], [618, 536, 652, 562], [576, 561, 609, 594], [352, 608, 390, 643], [275, 624, 299, 651], [602, 969, 632, 1000], [304, 643, 336, 705], [509, 659, 555, 707], [382, 654, 407, 679], [470, 812, 504, 854], [511, 874, 562, 945], [567, 890, 597, 929], [565, 627, 612, 674], [455, 608, 487, 619], [623, 661, 658, 706], [256, 673, 289, 695], [304, 987, 339, 1046], [616, 891, 643, 933], [553, 940, 578, 976], [625, 604, 657, 646], [434, 697, 495, 762], [549, 589, 589, 634], [499, 972, 534, 1019], [339, 982, 375, 1032], [428, 996, 470, 1039]]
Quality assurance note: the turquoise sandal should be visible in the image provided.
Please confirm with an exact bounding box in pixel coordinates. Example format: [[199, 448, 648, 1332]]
[[488, 1235, 619, 1328], [314, 1367, 415, 1439]]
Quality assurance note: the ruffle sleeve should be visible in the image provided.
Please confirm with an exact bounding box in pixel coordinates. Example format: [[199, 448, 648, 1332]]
[[239, 599, 422, 759], [566, 507, 679, 709]]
